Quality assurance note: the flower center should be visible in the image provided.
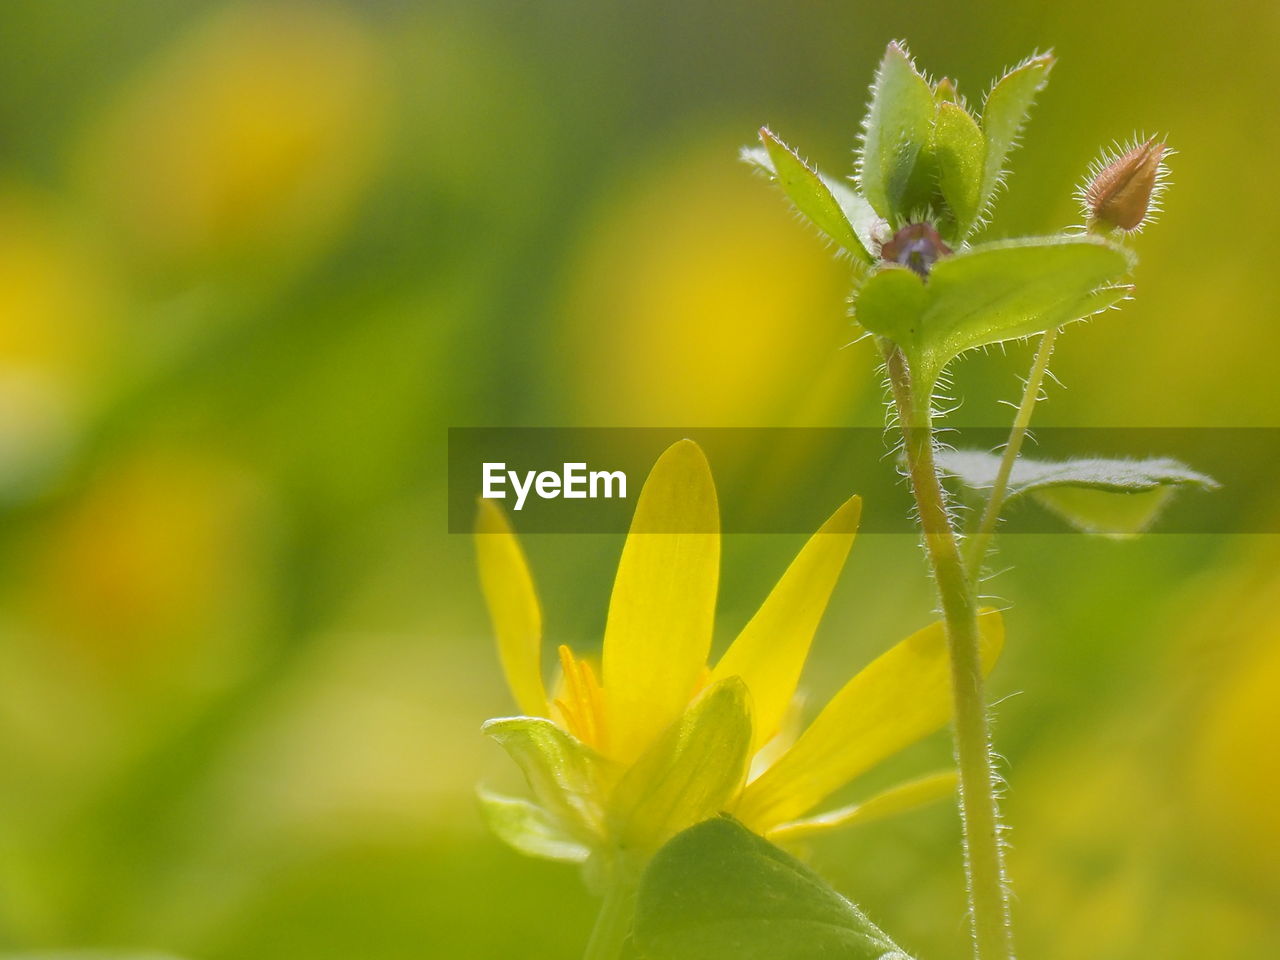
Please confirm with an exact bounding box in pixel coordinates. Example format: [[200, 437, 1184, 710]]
[[554, 645, 608, 752]]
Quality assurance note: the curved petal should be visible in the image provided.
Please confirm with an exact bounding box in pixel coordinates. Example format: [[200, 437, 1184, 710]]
[[602, 439, 720, 763], [711, 495, 861, 752], [735, 609, 1004, 831], [475, 500, 547, 716], [765, 770, 957, 843]]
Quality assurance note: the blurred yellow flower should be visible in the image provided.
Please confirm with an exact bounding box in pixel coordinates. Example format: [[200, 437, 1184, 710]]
[[0, 187, 121, 501], [77, 1, 387, 270], [475, 439, 1002, 869], [33, 449, 268, 680], [561, 148, 866, 426]]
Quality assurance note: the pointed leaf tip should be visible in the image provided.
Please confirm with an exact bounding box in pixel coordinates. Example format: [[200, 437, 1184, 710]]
[[858, 40, 936, 223], [753, 128, 875, 263], [979, 51, 1056, 218]]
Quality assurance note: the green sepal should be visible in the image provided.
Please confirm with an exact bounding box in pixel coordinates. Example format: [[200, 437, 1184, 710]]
[[979, 52, 1055, 220], [855, 235, 1134, 395], [633, 816, 915, 960], [741, 139, 880, 263], [936, 449, 1218, 537], [482, 716, 608, 845], [857, 41, 936, 224], [933, 101, 985, 239], [609, 678, 753, 855], [477, 788, 592, 863]]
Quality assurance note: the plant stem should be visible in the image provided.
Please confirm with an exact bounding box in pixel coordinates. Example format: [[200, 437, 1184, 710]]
[[964, 328, 1059, 580], [882, 343, 1014, 960], [584, 872, 638, 960]]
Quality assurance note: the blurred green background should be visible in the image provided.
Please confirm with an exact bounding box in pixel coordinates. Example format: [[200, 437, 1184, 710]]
[[0, 0, 1277, 957]]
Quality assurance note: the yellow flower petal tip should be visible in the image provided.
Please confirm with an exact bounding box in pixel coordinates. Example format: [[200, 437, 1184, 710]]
[[473, 498, 548, 718], [711, 492, 863, 753], [823, 494, 863, 534], [602, 438, 720, 763], [630, 438, 717, 533], [474, 495, 511, 534]]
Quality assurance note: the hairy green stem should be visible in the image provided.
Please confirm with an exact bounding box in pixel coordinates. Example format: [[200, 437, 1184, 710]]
[[964, 328, 1059, 579], [584, 872, 638, 960], [883, 343, 1014, 960]]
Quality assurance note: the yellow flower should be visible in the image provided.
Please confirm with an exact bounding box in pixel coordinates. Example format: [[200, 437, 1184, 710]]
[[475, 439, 1002, 870]]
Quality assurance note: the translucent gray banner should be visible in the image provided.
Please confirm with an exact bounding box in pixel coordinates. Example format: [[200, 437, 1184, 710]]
[[449, 427, 1268, 534]]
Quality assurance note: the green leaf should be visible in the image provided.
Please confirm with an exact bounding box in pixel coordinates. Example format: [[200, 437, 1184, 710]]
[[936, 449, 1219, 499], [979, 52, 1054, 219], [477, 788, 591, 862], [482, 716, 608, 844], [0, 955, 189, 959], [634, 816, 914, 960], [741, 141, 879, 262], [754, 129, 871, 262], [609, 678, 753, 854], [936, 449, 1219, 536], [933, 101, 985, 238], [823, 177, 887, 264], [857, 41, 936, 223], [1032, 485, 1176, 537], [855, 236, 1133, 393]]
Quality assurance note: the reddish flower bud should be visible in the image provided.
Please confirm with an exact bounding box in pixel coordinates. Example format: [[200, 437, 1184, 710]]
[[880, 222, 953, 277], [1081, 137, 1170, 233]]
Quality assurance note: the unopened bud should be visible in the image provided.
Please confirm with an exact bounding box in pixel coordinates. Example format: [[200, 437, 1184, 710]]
[[934, 77, 960, 103], [880, 222, 952, 277], [1082, 137, 1169, 232]]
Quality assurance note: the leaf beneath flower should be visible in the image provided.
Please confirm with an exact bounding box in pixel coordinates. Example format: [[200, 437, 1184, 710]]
[[633, 816, 914, 960]]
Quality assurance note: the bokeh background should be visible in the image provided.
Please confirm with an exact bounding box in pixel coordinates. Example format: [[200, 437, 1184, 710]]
[[0, 0, 1277, 957]]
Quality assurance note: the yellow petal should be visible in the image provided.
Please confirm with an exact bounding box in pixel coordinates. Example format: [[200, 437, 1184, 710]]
[[735, 609, 1004, 831], [474, 500, 547, 716], [710, 495, 861, 752], [766, 770, 958, 843], [608, 677, 753, 854], [602, 439, 720, 763]]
